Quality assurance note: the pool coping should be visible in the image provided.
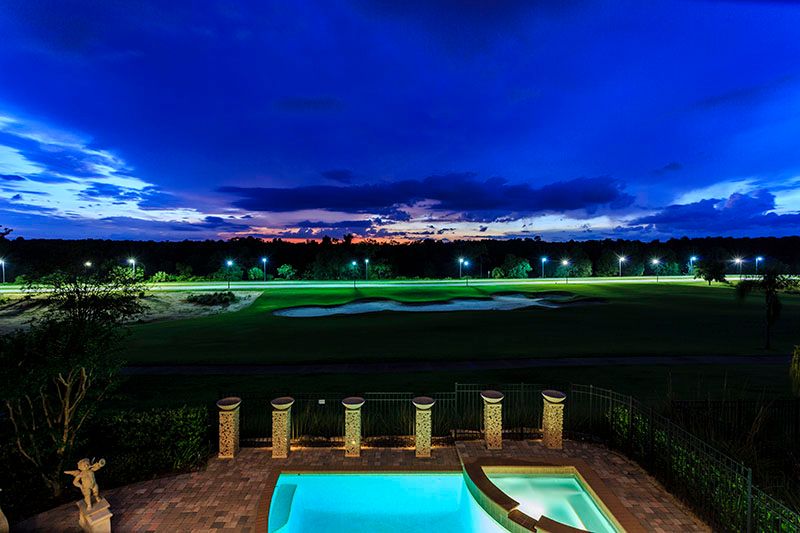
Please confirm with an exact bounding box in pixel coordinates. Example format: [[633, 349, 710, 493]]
[[461, 457, 647, 533], [259, 457, 646, 533]]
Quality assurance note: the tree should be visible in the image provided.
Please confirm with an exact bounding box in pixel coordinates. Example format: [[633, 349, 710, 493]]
[[500, 255, 532, 278], [247, 266, 263, 281], [694, 259, 727, 285], [490, 266, 504, 279], [276, 263, 297, 280], [2, 270, 145, 498], [791, 346, 800, 397], [736, 268, 798, 349]]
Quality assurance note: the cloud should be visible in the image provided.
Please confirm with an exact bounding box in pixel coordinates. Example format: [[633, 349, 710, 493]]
[[1, 174, 25, 181], [652, 162, 682, 175], [219, 173, 634, 221], [629, 189, 800, 235], [321, 169, 355, 183]]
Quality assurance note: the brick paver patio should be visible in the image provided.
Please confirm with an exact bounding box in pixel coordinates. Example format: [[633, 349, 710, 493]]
[[16, 439, 708, 532]]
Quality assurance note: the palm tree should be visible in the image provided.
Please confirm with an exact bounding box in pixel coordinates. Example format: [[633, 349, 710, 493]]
[[736, 268, 798, 349]]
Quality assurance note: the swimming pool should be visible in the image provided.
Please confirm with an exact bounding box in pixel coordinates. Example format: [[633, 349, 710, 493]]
[[487, 473, 619, 532], [268, 472, 621, 532]]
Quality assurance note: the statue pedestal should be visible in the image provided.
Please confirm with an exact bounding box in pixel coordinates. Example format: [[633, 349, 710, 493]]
[[77, 498, 112, 533]]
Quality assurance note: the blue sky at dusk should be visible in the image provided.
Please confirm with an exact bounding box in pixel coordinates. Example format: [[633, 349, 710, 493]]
[[1, 0, 799, 241]]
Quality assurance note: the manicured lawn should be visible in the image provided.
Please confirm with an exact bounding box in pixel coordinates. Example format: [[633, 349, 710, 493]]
[[124, 282, 800, 365], [113, 362, 796, 409]]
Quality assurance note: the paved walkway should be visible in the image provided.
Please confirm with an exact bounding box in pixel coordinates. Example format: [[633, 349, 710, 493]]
[[17, 440, 708, 532]]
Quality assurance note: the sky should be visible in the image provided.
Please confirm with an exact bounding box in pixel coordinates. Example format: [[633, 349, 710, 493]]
[[0, 0, 799, 242]]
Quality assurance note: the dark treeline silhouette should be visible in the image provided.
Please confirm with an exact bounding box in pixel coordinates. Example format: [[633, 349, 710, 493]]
[[0, 235, 798, 281]]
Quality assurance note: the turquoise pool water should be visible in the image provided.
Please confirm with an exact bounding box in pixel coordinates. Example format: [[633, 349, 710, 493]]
[[268, 472, 618, 532], [268, 473, 505, 532], [488, 473, 619, 532]]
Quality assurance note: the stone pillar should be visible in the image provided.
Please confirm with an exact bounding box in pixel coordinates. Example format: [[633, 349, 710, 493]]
[[481, 390, 504, 450], [342, 396, 365, 457], [412, 396, 435, 458], [217, 397, 241, 459], [271, 396, 294, 459], [542, 390, 566, 450]]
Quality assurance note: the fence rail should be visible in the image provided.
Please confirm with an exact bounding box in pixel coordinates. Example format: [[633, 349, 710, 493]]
[[220, 383, 800, 533]]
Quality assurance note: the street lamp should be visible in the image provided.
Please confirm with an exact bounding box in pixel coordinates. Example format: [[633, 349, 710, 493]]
[[0, 259, 5, 284], [651, 258, 661, 282], [261, 257, 268, 282], [84, 261, 92, 268], [226, 259, 234, 289], [617, 255, 626, 277], [734, 257, 743, 280], [689, 256, 698, 273], [458, 257, 465, 278], [561, 259, 570, 284], [364, 258, 369, 281], [463, 260, 470, 286], [127, 258, 136, 277], [755, 256, 763, 275], [351, 260, 358, 288], [540, 256, 548, 279]]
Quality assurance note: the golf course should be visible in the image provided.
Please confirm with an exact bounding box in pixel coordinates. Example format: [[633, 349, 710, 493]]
[[111, 280, 800, 406]]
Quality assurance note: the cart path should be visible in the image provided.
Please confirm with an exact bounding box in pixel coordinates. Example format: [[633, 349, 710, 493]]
[[122, 354, 789, 375]]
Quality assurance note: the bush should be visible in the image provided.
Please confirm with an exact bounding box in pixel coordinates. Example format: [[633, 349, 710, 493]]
[[81, 406, 212, 487], [277, 263, 297, 280], [149, 271, 175, 283], [186, 291, 237, 306], [247, 266, 264, 281]]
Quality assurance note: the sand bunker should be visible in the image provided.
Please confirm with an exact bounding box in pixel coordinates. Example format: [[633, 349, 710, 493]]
[[274, 293, 600, 318]]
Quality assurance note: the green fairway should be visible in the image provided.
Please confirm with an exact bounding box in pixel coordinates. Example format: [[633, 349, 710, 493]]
[[125, 282, 800, 365]]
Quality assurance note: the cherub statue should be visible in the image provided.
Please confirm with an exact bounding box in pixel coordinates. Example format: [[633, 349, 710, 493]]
[[65, 458, 106, 510]]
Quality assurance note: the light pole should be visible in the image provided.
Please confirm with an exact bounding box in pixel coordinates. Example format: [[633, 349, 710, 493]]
[[0, 259, 5, 284], [651, 258, 661, 282], [689, 256, 697, 274], [226, 259, 234, 289], [351, 260, 358, 288], [364, 258, 369, 281], [755, 256, 763, 275], [618, 255, 626, 277], [734, 257, 743, 280], [458, 257, 465, 278], [128, 258, 136, 277], [561, 259, 570, 284], [463, 260, 470, 286], [541, 256, 548, 279], [261, 257, 268, 282]]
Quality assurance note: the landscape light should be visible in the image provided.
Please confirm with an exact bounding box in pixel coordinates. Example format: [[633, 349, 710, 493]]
[[540, 256, 548, 278], [226, 260, 233, 267], [689, 255, 698, 273], [561, 259, 569, 266], [561, 259, 570, 284], [364, 258, 369, 281], [351, 260, 357, 267], [734, 257, 743, 279], [458, 257, 465, 278], [84, 261, 92, 268], [128, 258, 137, 276], [261, 257, 267, 281], [651, 258, 661, 282], [755, 256, 763, 275], [618, 255, 626, 277], [225, 260, 234, 289]]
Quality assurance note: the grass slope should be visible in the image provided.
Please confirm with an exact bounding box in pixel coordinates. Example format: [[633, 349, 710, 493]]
[[124, 282, 800, 365]]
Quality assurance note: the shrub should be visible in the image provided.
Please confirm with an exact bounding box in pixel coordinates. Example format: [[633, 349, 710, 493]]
[[81, 406, 212, 487], [248, 266, 264, 281], [276, 264, 297, 280], [186, 291, 237, 306], [791, 346, 800, 397], [149, 271, 175, 283]]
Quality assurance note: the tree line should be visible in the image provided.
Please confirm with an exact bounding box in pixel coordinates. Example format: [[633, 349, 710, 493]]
[[1, 234, 798, 282]]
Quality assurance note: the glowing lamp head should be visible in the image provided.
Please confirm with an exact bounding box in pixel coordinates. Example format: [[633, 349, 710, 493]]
[[351, 261, 357, 267], [651, 258, 660, 265], [541, 256, 548, 263], [226, 260, 233, 267], [619, 256, 627, 262], [561, 259, 569, 266], [464, 260, 470, 267], [365, 258, 369, 263], [261, 257, 267, 263], [756, 256, 763, 262], [734, 258, 742, 264], [84, 261, 92, 267], [690, 256, 698, 261], [458, 257, 464, 264], [128, 258, 135, 265]]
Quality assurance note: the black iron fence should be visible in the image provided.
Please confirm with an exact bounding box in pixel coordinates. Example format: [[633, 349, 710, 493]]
[[221, 383, 799, 533]]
